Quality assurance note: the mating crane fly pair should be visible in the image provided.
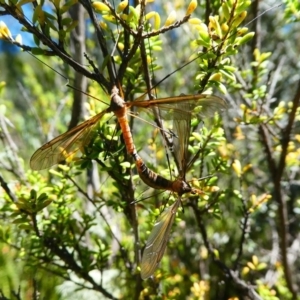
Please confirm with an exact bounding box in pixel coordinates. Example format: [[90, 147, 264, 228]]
[[30, 85, 227, 279]]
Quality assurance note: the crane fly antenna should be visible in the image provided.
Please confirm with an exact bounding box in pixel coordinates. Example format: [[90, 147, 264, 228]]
[[140, 29, 175, 180], [27, 52, 70, 83]]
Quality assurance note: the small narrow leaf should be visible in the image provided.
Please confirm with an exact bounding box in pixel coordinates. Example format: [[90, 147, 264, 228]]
[[164, 11, 176, 26], [236, 32, 255, 46]]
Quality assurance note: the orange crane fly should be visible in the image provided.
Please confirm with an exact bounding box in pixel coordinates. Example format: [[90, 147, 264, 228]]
[[139, 99, 226, 279]]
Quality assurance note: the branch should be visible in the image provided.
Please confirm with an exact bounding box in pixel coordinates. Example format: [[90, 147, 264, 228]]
[[66, 174, 132, 268], [277, 80, 300, 180], [68, 3, 88, 130], [1, 2, 109, 89], [258, 81, 300, 297], [79, 0, 115, 86], [103, 0, 191, 39], [0, 174, 17, 202], [43, 236, 118, 299], [142, 15, 191, 38], [234, 194, 250, 270], [191, 202, 262, 300]]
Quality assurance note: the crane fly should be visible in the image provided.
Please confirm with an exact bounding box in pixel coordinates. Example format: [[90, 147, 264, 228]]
[[139, 100, 226, 280], [30, 83, 226, 279], [30, 86, 226, 171]]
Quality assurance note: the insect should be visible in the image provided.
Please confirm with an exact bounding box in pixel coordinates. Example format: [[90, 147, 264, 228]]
[[139, 100, 226, 279], [29, 81, 226, 280], [30, 86, 226, 171]]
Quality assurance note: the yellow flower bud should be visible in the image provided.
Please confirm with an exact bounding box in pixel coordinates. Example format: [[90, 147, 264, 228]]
[[164, 11, 176, 26], [209, 72, 222, 82], [232, 159, 242, 177], [92, 1, 110, 13], [0, 21, 13, 40], [186, 0, 197, 16], [117, 0, 128, 13], [232, 11, 247, 28]]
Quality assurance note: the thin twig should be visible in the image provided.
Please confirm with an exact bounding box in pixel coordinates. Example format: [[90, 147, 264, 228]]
[[0, 174, 17, 202]]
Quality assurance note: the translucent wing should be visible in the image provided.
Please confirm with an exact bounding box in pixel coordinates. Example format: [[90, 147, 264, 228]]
[[30, 110, 108, 170], [134, 94, 226, 175], [132, 94, 227, 120], [141, 199, 181, 280], [172, 101, 191, 177]]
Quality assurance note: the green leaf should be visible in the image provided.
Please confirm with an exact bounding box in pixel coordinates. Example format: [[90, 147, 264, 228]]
[[120, 161, 131, 168], [60, 0, 78, 14], [12, 217, 29, 224], [36, 199, 53, 211], [65, 20, 78, 32], [236, 0, 252, 15], [17, 0, 34, 6], [36, 193, 48, 203], [49, 169, 64, 178], [236, 32, 255, 46], [18, 224, 32, 230], [30, 189, 37, 200], [219, 69, 236, 82], [31, 47, 47, 55], [33, 34, 40, 46]]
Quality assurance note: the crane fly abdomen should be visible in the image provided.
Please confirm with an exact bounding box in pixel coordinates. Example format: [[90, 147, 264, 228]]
[[113, 108, 136, 155], [133, 153, 192, 195], [133, 153, 174, 191]]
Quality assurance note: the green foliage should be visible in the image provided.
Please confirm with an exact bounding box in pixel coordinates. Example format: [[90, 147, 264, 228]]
[[0, 0, 300, 299]]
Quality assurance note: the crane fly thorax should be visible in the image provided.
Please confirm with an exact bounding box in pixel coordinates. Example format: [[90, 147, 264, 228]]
[[171, 179, 192, 195], [109, 86, 127, 117]]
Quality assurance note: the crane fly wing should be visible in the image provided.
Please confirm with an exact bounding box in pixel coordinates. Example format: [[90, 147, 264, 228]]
[[133, 94, 227, 120], [133, 94, 226, 175], [30, 110, 108, 170], [141, 199, 181, 280], [140, 95, 226, 279], [172, 101, 191, 176], [157, 96, 227, 120]]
